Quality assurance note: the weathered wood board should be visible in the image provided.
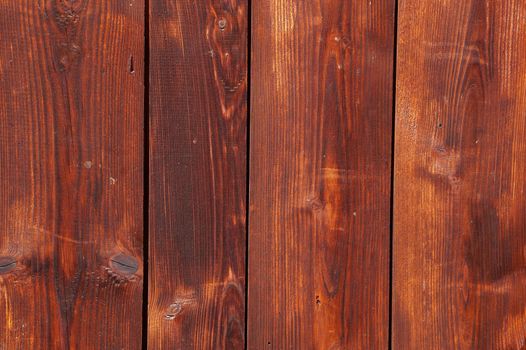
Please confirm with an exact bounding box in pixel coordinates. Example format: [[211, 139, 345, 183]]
[[249, 0, 396, 348], [149, 0, 247, 348], [0, 1, 145, 348], [394, 1, 526, 348]]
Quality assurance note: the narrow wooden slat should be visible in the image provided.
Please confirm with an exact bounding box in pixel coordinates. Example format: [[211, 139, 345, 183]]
[[248, 1, 395, 348], [0, 1, 144, 348], [394, 1, 526, 348], [148, 0, 247, 348]]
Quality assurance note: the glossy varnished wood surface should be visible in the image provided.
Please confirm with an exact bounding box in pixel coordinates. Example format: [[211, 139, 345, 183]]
[[394, 1, 526, 348], [0, 0, 144, 348], [149, 0, 247, 348], [249, 0, 395, 348]]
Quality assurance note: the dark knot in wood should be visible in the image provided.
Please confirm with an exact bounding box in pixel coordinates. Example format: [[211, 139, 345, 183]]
[[0, 256, 17, 274], [110, 254, 139, 275], [218, 18, 227, 30]]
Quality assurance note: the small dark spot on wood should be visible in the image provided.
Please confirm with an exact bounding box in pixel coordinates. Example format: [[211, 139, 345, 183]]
[[316, 295, 321, 305], [438, 122, 443, 128], [128, 55, 135, 74], [110, 254, 138, 275], [218, 18, 227, 30], [0, 256, 17, 274]]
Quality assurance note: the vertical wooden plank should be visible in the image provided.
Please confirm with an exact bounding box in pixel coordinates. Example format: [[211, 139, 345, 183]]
[[249, 1, 395, 348], [148, 0, 247, 348], [0, 0, 144, 348], [394, 1, 526, 348]]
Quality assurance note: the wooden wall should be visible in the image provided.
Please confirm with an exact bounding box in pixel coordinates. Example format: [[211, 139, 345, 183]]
[[0, 0, 524, 349]]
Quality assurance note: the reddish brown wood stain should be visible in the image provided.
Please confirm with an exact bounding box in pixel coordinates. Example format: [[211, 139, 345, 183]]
[[148, 0, 247, 348], [394, 1, 526, 349], [2, 0, 526, 348], [0, 0, 144, 348], [249, 0, 395, 348]]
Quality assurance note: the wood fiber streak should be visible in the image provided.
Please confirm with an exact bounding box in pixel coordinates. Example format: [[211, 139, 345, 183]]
[[0, 0, 144, 348], [249, 1, 395, 348], [394, 1, 526, 349], [149, 0, 247, 348]]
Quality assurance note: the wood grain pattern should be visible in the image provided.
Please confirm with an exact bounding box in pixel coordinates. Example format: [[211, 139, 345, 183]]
[[0, 0, 144, 348], [148, 0, 247, 348], [393, 1, 526, 348], [248, 0, 395, 348]]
